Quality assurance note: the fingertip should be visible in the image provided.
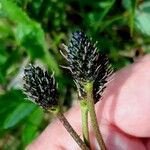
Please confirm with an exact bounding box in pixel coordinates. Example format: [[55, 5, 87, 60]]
[[96, 54, 150, 137], [100, 125, 145, 150]]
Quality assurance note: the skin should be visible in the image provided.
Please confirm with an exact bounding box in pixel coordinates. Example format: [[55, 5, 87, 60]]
[[27, 55, 150, 150]]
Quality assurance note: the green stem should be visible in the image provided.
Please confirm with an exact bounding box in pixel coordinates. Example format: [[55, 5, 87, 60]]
[[85, 82, 106, 150], [80, 100, 90, 148], [49, 108, 89, 150]]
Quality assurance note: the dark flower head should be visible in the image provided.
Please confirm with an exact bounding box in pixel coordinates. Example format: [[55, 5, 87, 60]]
[[23, 64, 58, 110], [63, 31, 100, 82], [93, 55, 112, 102], [61, 31, 112, 102]]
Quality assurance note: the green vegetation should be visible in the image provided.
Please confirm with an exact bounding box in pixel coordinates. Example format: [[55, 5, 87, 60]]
[[0, 0, 150, 149]]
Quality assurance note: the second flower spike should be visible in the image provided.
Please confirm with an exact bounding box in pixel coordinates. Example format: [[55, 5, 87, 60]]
[[61, 31, 112, 103]]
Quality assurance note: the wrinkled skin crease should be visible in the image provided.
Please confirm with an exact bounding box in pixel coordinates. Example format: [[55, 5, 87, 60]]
[[27, 55, 150, 150]]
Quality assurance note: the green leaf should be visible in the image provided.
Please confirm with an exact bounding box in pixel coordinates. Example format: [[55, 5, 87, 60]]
[[0, 0, 60, 75], [3, 102, 36, 129], [135, 1, 150, 36], [0, 19, 13, 39], [90, 0, 116, 32], [0, 90, 36, 129], [0, 0, 45, 59], [122, 0, 131, 10], [22, 107, 44, 145], [23, 124, 38, 145], [130, 0, 137, 36], [122, 0, 137, 36]]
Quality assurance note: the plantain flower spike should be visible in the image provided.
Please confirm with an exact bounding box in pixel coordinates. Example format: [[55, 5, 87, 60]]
[[61, 31, 112, 103], [23, 64, 58, 110]]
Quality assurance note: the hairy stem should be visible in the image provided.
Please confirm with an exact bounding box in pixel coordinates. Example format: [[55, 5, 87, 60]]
[[85, 82, 106, 150], [80, 100, 90, 148], [49, 108, 89, 150], [57, 111, 89, 150]]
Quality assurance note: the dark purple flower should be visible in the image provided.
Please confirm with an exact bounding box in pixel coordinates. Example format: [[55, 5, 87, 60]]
[[23, 64, 58, 109], [61, 31, 112, 103]]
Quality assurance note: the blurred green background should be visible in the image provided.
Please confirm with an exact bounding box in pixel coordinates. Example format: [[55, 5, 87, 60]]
[[0, 0, 150, 149]]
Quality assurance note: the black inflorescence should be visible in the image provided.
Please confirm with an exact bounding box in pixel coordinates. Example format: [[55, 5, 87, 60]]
[[23, 64, 58, 109], [61, 31, 112, 103], [93, 54, 112, 102]]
